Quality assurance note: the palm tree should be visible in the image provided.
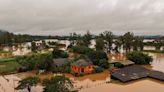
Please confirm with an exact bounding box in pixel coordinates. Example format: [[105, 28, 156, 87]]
[[95, 37, 105, 51], [123, 32, 134, 53], [69, 32, 78, 46], [83, 31, 92, 47], [100, 31, 114, 53], [114, 36, 123, 53], [133, 36, 144, 51]]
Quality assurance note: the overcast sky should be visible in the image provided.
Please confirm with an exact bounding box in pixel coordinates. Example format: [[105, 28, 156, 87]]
[[0, 0, 164, 36]]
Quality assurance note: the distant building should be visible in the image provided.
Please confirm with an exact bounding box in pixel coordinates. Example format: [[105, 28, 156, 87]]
[[71, 59, 94, 74], [44, 39, 70, 51]]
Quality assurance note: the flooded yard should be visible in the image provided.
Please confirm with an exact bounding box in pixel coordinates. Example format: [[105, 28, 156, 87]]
[[0, 53, 164, 92], [80, 78, 164, 92]]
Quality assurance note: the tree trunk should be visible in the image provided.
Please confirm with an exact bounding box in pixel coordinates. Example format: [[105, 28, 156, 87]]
[[28, 86, 31, 92]]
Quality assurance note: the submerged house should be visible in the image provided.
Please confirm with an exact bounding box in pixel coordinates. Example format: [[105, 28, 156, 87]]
[[71, 59, 94, 74], [111, 65, 164, 82]]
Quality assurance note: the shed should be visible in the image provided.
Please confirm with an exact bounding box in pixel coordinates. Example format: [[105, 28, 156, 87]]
[[110, 60, 134, 67], [53, 58, 68, 67]]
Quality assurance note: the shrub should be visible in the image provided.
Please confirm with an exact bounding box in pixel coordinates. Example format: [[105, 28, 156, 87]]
[[73, 72, 85, 77], [92, 67, 104, 73], [51, 66, 71, 73], [16, 53, 53, 71], [71, 46, 93, 54], [114, 62, 124, 68], [52, 49, 68, 58], [126, 51, 153, 64], [98, 59, 109, 69], [87, 51, 108, 65]]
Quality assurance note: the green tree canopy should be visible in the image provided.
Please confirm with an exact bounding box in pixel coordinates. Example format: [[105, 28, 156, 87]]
[[17, 53, 53, 71], [43, 76, 73, 92], [123, 32, 134, 52], [95, 38, 105, 51], [87, 51, 108, 65], [16, 77, 40, 92], [52, 48, 69, 58], [127, 51, 153, 64], [71, 46, 93, 54], [100, 31, 114, 52], [98, 59, 109, 69], [83, 31, 92, 47]]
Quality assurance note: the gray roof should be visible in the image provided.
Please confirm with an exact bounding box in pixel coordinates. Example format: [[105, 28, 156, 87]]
[[110, 60, 134, 66], [53, 58, 68, 66], [119, 60, 135, 66], [148, 71, 164, 81], [71, 59, 93, 67], [111, 65, 164, 82]]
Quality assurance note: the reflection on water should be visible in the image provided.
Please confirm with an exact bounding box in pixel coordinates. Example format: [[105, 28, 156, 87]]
[[0, 75, 19, 92], [65, 70, 109, 81], [149, 53, 164, 73], [0, 75, 43, 92]]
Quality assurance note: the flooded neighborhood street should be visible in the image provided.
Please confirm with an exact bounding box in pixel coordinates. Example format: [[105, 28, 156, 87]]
[[0, 53, 164, 92]]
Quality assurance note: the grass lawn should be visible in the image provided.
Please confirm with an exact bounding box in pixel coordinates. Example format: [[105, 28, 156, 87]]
[[0, 58, 20, 74], [0, 57, 16, 62]]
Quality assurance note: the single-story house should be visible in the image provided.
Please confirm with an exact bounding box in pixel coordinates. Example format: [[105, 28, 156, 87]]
[[71, 59, 94, 73], [53, 58, 68, 67]]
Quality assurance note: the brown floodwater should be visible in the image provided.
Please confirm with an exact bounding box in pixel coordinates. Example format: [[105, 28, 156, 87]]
[[0, 53, 164, 92], [78, 53, 164, 92], [149, 53, 164, 72], [80, 78, 164, 92]]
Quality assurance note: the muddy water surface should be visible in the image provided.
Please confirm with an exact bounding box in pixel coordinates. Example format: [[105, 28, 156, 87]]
[[0, 53, 164, 92], [149, 53, 164, 72]]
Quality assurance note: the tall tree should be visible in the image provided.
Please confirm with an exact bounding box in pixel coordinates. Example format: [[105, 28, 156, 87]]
[[76, 34, 85, 46], [100, 31, 114, 53], [31, 42, 37, 52], [162, 36, 164, 50], [83, 31, 92, 47], [95, 38, 105, 51], [123, 32, 134, 52], [69, 32, 78, 46], [114, 36, 123, 53], [133, 36, 144, 51], [154, 39, 163, 50]]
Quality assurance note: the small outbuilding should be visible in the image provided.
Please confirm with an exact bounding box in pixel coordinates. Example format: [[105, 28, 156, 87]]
[[53, 58, 68, 67], [71, 59, 94, 74], [110, 60, 134, 67]]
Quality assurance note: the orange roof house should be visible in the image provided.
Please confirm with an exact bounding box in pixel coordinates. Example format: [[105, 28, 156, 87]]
[[71, 59, 94, 74]]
